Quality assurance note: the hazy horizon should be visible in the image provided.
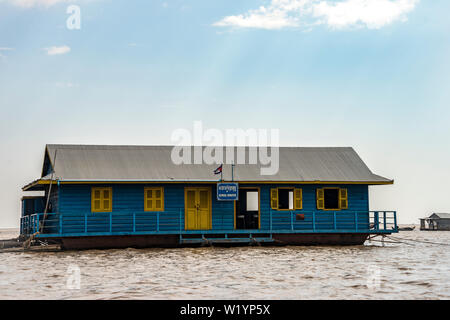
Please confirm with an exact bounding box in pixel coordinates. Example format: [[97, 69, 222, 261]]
[[1, 0, 450, 227]]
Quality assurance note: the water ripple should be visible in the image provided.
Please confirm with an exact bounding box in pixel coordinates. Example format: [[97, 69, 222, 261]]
[[1, 229, 450, 299]]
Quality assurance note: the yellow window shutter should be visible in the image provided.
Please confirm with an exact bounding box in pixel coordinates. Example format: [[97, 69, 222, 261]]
[[339, 188, 348, 209], [93, 199, 101, 211], [294, 188, 302, 210], [92, 188, 100, 211], [92, 187, 112, 212], [270, 188, 278, 210], [316, 188, 325, 210], [102, 190, 108, 211], [145, 187, 164, 211], [146, 199, 153, 211]]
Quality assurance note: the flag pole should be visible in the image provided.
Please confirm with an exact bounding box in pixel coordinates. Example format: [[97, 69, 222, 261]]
[[231, 162, 234, 182]]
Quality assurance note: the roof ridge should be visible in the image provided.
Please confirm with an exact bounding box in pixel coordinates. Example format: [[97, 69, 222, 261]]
[[46, 144, 354, 149]]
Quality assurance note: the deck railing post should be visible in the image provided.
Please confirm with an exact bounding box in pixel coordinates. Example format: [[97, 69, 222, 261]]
[[374, 211, 379, 230], [383, 211, 387, 230], [36, 214, 39, 234], [84, 213, 88, 234], [290, 211, 294, 231], [313, 211, 316, 231], [157, 212, 160, 232], [270, 209, 272, 232], [109, 213, 112, 233], [393, 211, 398, 230], [333, 211, 337, 230], [355, 211, 358, 231], [179, 208, 182, 232], [59, 214, 63, 235], [133, 213, 136, 232]]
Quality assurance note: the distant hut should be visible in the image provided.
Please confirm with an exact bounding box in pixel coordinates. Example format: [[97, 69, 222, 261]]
[[420, 213, 450, 231]]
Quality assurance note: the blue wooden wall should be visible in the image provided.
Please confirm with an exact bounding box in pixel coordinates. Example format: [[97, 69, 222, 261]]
[[54, 183, 369, 234]]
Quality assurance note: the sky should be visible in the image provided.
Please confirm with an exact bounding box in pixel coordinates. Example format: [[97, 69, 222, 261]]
[[0, 0, 449, 227]]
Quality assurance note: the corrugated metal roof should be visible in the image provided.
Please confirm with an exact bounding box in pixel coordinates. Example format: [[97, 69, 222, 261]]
[[430, 213, 450, 219], [30, 144, 393, 184]]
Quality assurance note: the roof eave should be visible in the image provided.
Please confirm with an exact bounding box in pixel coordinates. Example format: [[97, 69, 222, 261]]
[[22, 179, 42, 191], [24, 179, 394, 185]]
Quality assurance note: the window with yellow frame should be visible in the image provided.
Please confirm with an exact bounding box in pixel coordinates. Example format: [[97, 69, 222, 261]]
[[144, 187, 164, 212], [270, 188, 302, 210], [316, 187, 348, 210], [91, 187, 112, 212]]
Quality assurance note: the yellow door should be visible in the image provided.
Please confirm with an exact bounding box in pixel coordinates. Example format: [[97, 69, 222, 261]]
[[186, 189, 197, 230], [185, 187, 211, 230]]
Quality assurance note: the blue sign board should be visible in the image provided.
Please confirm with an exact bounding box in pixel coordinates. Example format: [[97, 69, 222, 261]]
[[217, 183, 239, 201]]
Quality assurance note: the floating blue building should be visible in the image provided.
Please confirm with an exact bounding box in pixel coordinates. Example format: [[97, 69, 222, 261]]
[[20, 145, 397, 249]]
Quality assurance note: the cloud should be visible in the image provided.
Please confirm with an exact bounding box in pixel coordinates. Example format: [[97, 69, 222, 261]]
[[213, 0, 309, 30], [313, 0, 418, 29], [44, 45, 71, 55], [213, 0, 418, 30]]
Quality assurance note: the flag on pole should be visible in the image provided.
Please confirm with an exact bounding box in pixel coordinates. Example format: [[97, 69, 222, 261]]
[[214, 164, 223, 175]]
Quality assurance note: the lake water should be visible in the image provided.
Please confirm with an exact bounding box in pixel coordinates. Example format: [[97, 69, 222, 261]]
[[1, 228, 449, 299]]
